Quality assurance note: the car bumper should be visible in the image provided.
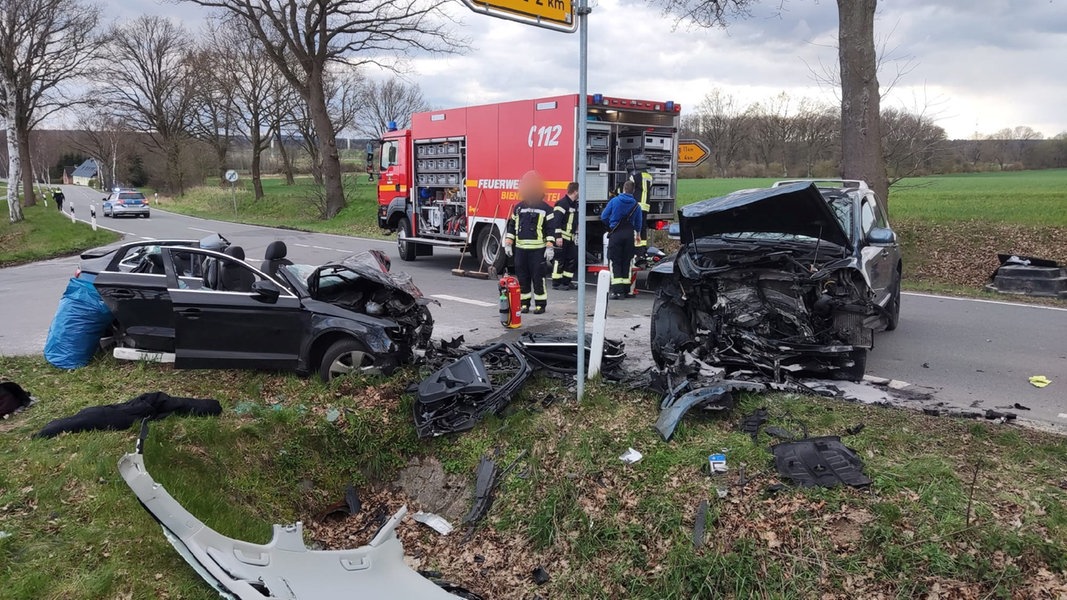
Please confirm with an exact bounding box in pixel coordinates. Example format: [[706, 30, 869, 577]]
[[111, 206, 149, 216]]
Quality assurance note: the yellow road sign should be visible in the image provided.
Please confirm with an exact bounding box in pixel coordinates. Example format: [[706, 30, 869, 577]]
[[678, 140, 710, 167], [463, 0, 576, 33]]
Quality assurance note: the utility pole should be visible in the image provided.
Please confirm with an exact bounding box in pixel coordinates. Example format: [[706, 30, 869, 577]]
[[575, 0, 591, 401]]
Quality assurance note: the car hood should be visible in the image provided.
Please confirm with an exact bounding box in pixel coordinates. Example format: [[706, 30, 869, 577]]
[[678, 182, 851, 248], [308, 250, 426, 301]]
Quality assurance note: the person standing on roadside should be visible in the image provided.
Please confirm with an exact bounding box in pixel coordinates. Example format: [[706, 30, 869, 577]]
[[53, 188, 65, 212], [600, 180, 643, 299], [550, 181, 580, 290], [504, 171, 557, 314]]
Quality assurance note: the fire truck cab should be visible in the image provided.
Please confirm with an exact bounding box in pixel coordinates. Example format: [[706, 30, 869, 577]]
[[376, 94, 681, 273]]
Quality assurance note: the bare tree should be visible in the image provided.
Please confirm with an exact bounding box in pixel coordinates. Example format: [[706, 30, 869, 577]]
[[180, 0, 461, 218], [793, 98, 838, 177], [653, 0, 889, 205], [881, 106, 946, 185], [748, 92, 794, 175], [97, 16, 196, 194], [68, 106, 128, 190], [0, 0, 101, 218], [689, 89, 750, 177], [356, 77, 429, 139], [189, 30, 239, 185], [290, 67, 363, 185]]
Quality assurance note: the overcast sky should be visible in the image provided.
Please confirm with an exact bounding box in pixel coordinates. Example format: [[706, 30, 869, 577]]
[[113, 0, 1067, 139]]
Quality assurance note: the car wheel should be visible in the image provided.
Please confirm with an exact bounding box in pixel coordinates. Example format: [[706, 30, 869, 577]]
[[885, 278, 901, 331], [319, 338, 379, 382], [397, 216, 416, 261], [477, 226, 506, 275]]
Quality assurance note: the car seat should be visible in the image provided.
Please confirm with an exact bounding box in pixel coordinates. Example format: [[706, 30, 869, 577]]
[[218, 246, 254, 293], [261, 241, 293, 278]]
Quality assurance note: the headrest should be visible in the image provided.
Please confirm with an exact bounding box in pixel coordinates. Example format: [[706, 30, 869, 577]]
[[224, 246, 245, 260], [264, 241, 288, 261]]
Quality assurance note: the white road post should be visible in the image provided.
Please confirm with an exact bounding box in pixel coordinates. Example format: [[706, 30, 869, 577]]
[[587, 269, 610, 379], [69, 203, 75, 224], [90, 204, 97, 231], [575, 0, 591, 400]]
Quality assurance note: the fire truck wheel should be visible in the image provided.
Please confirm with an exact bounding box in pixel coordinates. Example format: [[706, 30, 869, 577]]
[[397, 217, 417, 261], [477, 226, 507, 273]]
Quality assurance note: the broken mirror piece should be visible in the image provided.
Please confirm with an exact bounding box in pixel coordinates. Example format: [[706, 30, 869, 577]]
[[414, 343, 532, 438], [770, 436, 872, 489], [118, 423, 468, 599]]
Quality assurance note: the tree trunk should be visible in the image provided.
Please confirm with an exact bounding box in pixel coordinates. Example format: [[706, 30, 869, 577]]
[[275, 130, 295, 185], [306, 74, 346, 217], [5, 113, 23, 222], [837, 0, 888, 206], [16, 121, 35, 207], [216, 146, 228, 186], [250, 135, 264, 200]]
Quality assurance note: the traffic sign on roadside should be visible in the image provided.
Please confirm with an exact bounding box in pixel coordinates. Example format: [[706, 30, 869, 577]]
[[224, 170, 240, 183], [462, 0, 576, 33], [678, 140, 710, 168]]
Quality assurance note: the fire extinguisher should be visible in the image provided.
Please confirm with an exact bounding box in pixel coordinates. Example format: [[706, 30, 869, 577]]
[[499, 275, 521, 328]]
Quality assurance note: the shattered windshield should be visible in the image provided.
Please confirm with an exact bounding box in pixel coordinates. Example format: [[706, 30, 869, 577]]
[[822, 193, 854, 242]]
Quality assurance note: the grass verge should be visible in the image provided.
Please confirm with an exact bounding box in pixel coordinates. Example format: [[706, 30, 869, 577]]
[[1, 355, 1065, 598], [0, 202, 120, 267]]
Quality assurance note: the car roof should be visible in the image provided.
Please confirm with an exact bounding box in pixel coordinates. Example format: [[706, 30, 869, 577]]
[[772, 179, 870, 192]]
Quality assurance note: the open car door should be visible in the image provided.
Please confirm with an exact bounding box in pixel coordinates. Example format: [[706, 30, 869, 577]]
[[162, 248, 310, 370], [93, 267, 176, 352]]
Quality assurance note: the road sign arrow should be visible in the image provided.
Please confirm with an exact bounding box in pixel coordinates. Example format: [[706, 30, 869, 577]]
[[678, 140, 710, 168]]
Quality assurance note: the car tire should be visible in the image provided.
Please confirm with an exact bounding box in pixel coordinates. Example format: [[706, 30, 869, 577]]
[[885, 277, 901, 331], [397, 216, 416, 261], [319, 338, 378, 382], [477, 226, 507, 275]]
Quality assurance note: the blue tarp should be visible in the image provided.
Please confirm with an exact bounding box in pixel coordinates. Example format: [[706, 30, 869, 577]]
[[44, 278, 113, 369]]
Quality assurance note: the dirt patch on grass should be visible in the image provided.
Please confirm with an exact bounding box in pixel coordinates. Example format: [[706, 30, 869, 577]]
[[897, 218, 1067, 288]]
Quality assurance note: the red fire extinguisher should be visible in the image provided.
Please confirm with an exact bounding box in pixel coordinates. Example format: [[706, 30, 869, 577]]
[[499, 275, 521, 328]]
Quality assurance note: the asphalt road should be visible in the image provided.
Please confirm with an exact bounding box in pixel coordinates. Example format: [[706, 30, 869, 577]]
[[2, 184, 1065, 427]]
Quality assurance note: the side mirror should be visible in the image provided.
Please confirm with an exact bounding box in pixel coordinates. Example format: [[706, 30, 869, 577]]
[[667, 223, 681, 240], [868, 227, 896, 245], [251, 279, 281, 303]]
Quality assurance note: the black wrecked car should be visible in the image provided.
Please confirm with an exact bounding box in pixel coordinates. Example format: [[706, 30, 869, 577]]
[[76, 234, 232, 282], [648, 180, 901, 381], [92, 241, 433, 381]]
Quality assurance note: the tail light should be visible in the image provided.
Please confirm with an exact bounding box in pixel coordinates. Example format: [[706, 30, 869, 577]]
[[654, 220, 668, 230], [74, 268, 82, 278], [116, 199, 126, 206]]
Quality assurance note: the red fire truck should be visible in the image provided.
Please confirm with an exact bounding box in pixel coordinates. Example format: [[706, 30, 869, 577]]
[[376, 94, 682, 273]]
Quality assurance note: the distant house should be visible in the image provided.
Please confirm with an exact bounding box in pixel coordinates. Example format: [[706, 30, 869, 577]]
[[71, 160, 98, 186], [61, 166, 76, 185]]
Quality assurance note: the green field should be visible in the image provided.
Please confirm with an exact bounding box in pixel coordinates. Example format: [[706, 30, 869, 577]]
[[1, 355, 1065, 598], [0, 201, 121, 267]]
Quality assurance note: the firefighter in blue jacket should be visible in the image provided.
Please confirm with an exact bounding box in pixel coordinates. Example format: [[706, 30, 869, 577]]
[[504, 171, 557, 314], [600, 180, 643, 299]]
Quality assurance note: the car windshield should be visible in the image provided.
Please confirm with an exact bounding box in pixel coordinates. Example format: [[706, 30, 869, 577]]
[[822, 192, 854, 242]]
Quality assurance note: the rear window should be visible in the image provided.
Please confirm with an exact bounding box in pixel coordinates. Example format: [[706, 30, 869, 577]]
[[119, 193, 145, 200]]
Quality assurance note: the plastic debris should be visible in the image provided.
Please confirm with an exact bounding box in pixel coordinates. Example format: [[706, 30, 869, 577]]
[[707, 453, 727, 474], [619, 448, 643, 464], [692, 500, 709, 549], [531, 567, 551, 586], [1029, 375, 1051, 388], [771, 436, 872, 489], [412, 511, 454, 536], [325, 408, 341, 422]]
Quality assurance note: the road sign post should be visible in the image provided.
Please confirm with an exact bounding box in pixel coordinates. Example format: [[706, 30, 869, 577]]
[[462, 0, 589, 400], [224, 170, 240, 215], [678, 140, 711, 168]]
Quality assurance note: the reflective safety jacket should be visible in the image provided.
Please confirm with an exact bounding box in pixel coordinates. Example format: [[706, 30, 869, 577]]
[[551, 195, 578, 241], [630, 170, 654, 211], [505, 198, 557, 250]]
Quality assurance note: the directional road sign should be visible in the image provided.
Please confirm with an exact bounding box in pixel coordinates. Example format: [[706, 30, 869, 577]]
[[678, 140, 710, 168]]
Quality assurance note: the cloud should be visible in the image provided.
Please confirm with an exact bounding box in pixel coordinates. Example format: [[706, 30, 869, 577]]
[[103, 0, 1067, 138]]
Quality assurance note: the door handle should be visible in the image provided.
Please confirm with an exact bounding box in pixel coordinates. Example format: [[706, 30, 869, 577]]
[[178, 308, 201, 320], [111, 289, 135, 300], [880, 250, 890, 258]]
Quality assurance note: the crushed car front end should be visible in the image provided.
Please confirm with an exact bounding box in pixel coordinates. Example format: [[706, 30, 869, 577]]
[[651, 183, 887, 381]]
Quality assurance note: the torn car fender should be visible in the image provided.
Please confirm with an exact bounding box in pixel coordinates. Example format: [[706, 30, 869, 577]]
[[118, 428, 459, 599], [656, 380, 767, 442]]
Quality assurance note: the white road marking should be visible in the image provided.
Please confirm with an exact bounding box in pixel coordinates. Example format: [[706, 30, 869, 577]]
[[140, 236, 155, 240], [903, 292, 1067, 312], [312, 245, 332, 251], [1058, 413, 1067, 420], [187, 226, 215, 233], [431, 294, 496, 308]]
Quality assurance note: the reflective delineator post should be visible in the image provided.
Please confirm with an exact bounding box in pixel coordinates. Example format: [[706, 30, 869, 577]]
[[588, 269, 610, 379], [575, 0, 591, 401], [90, 204, 97, 231], [69, 204, 75, 224]]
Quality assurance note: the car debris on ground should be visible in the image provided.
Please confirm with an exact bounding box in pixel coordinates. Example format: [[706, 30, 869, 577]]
[[770, 436, 872, 489], [119, 423, 479, 599], [36, 392, 221, 438], [0, 381, 33, 419], [412, 511, 454, 536], [619, 447, 643, 464], [986, 254, 1067, 299], [1029, 375, 1052, 388]]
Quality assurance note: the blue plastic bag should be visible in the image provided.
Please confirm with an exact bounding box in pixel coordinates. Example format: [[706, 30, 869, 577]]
[[43, 278, 113, 369]]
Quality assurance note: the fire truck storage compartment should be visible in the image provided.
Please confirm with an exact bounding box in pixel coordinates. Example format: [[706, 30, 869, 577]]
[[414, 138, 467, 239]]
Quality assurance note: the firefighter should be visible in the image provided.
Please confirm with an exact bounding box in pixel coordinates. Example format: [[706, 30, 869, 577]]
[[626, 156, 653, 255], [503, 171, 557, 314], [600, 180, 643, 300], [550, 181, 580, 290]]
